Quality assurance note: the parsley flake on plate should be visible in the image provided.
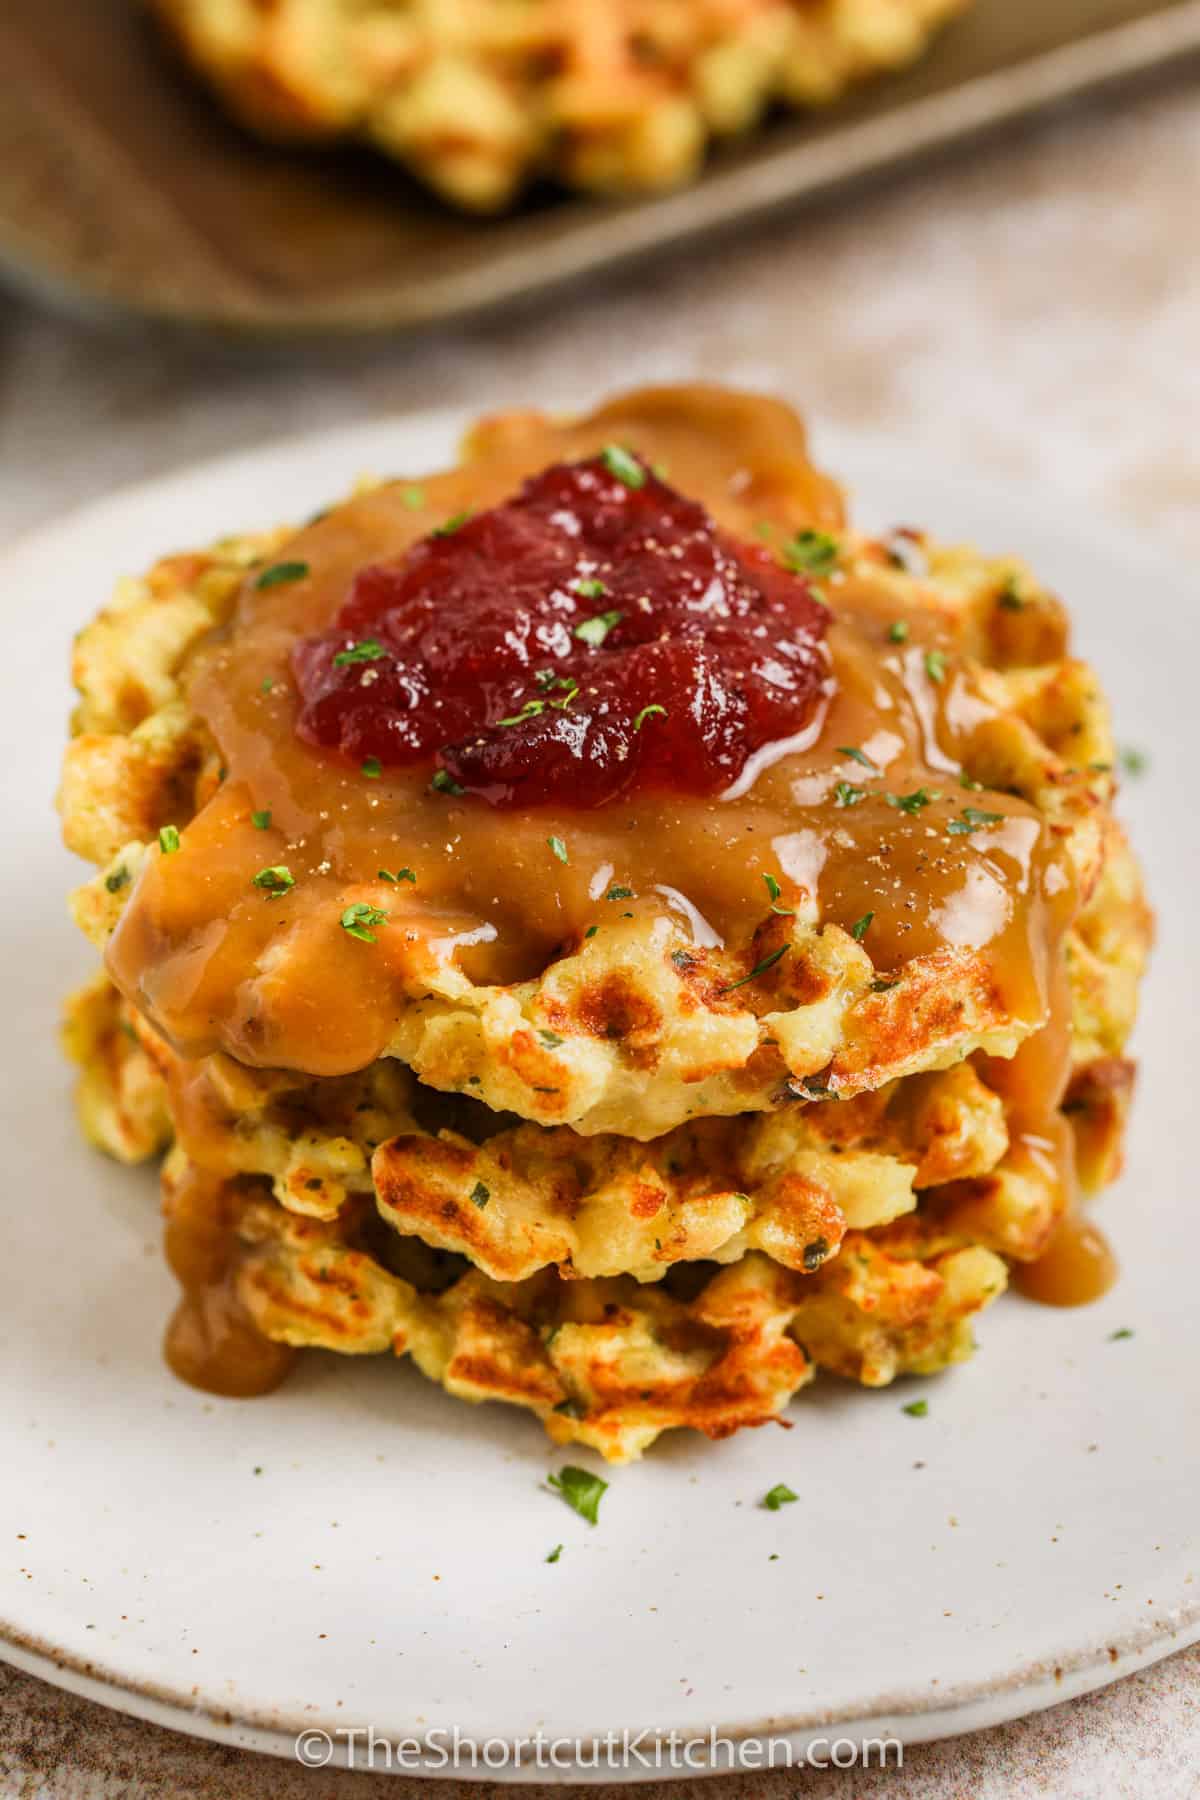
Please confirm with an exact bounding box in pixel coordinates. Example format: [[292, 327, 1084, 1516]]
[[763, 1483, 798, 1511], [547, 1466, 608, 1524]]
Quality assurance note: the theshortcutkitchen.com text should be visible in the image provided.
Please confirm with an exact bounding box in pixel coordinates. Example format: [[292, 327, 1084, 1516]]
[[293, 1724, 904, 1772]]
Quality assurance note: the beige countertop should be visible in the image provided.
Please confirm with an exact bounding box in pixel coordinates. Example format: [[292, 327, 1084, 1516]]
[[2, 64, 1198, 1800]]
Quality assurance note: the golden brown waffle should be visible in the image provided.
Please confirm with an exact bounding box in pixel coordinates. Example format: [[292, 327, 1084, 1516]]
[[147, 0, 971, 211], [58, 386, 1151, 1459], [228, 1176, 1006, 1460]]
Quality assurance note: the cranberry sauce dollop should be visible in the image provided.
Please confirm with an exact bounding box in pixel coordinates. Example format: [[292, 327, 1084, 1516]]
[[292, 453, 830, 807]]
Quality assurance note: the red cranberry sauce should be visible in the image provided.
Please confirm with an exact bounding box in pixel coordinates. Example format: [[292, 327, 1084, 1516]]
[[292, 453, 829, 807]]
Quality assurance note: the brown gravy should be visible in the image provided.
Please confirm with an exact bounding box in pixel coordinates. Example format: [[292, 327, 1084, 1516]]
[[1013, 1213, 1119, 1308], [99, 386, 1109, 1391]]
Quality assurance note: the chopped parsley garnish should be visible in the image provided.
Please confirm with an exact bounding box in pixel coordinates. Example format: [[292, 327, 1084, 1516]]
[[361, 756, 382, 779], [720, 943, 789, 993], [379, 867, 416, 884], [781, 529, 839, 577], [260, 676, 275, 694], [763, 873, 793, 915], [574, 609, 622, 648], [600, 444, 645, 489], [901, 1399, 928, 1418], [401, 485, 425, 509], [545, 1544, 563, 1564], [539, 1029, 564, 1047], [886, 788, 940, 815], [158, 825, 180, 855], [105, 865, 130, 893], [251, 810, 272, 830], [836, 745, 879, 773], [998, 574, 1025, 611], [584, 925, 599, 939], [633, 703, 667, 731], [850, 912, 874, 942], [888, 620, 910, 643], [834, 781, 867, 808], [1109, 1327, 1135, 1341], [470, 1181, 490, 1209], [947, 806, 1004, 836], [547, 1465, 608, 1524], [548, 835, 569, 864], [606, 885, 634, 900], [763, 1483, 798, 1511], [870, 977, 899, 993], [432, 511, 470, 537], [252, 865, 295, 897], [1121, 746, 1148, 777], [431, 770, 465, 795], [572, 577, 608, 599], [498, 699, 546, 727], [255, 560, 309, 590], [959, 771, 983, 791], [924, 649, 947, 684], [340, 902, 388, 943], [333, 639, 387, 667]]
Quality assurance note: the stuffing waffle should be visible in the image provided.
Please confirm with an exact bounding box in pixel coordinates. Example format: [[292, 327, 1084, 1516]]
[[59, 385, 1151, 1459], [147, 0, 971, 211]]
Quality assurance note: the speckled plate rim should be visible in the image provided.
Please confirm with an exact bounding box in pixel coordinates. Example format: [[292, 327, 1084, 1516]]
[[1, 1608, 1196, 1778], [1, 404, 1195, 1779]]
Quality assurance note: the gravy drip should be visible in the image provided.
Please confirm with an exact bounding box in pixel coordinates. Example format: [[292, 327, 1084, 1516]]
[[95, 387, 1106, 1387]]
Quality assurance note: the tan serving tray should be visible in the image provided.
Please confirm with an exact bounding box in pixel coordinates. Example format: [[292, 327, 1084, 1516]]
[[2, 0, 1198, 342]]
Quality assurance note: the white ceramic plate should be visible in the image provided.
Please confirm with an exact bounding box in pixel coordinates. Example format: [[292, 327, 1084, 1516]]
[[2, 409, 1195, 1779]]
